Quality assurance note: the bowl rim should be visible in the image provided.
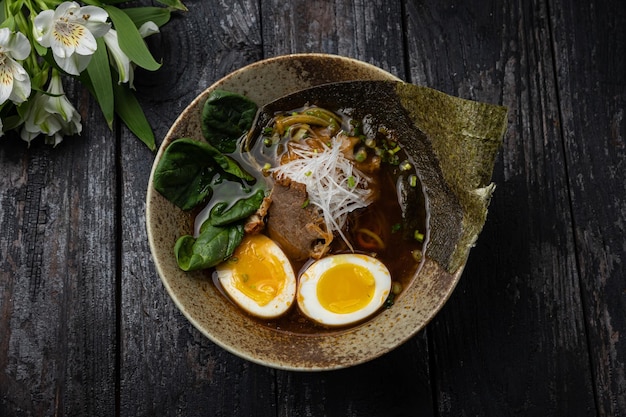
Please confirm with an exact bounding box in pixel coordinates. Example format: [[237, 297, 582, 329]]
[[146, 53, 464, 371]]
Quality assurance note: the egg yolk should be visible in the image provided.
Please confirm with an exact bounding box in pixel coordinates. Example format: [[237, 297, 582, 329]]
[[316, 263, 376, 314], [230, 235, 286, 306]]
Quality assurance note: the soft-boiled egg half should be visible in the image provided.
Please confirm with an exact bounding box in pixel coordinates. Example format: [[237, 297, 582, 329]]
[[215, 234, 296, 319], [297, 254, 392, 327]]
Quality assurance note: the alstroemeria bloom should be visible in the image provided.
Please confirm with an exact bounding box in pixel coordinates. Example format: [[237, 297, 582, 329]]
[[34, 1, 110, 75], [20, 71, 82, 146], [0, 28, 32, 105], [104, 21, 159, 87]]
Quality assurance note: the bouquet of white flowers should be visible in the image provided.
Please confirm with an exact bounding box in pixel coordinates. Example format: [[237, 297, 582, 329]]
[[0, 0, 186, 150]]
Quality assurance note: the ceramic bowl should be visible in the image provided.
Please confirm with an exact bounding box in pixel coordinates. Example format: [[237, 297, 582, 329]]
[[146, 54, 476, 370]]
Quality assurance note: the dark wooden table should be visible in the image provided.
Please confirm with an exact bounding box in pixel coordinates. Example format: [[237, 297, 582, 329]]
[[2, 0, 625, 416]]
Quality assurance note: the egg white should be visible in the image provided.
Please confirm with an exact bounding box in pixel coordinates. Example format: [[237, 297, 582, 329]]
[[297, 253, 392, 326], [216, 234, 296, 319]]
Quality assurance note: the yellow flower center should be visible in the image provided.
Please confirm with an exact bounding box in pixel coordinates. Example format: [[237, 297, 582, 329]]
[[0, 57, 13, 86], [54, 21, 85, 47]]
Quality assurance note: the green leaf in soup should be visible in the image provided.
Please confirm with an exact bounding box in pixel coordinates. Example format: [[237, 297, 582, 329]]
[[202, 90, 258, 154], [199, 142, 255, 182], [153, 139, 218, 210], [174, 223, 244, 271], [208, 189, 265, 227], [153, 138, 258, 210]]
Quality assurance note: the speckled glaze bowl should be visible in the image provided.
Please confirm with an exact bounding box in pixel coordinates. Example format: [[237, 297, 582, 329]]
[[146, 54, 505, 370]]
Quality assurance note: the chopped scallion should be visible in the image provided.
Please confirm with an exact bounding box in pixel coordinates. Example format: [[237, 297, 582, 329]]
[[355, 147, 368, 162]]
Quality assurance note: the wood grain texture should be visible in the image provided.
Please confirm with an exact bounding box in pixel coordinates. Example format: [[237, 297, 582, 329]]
[[405, 0, 596, 415], [118, 1, 274, 416], [260, 1, 434, 416], [550, 0, 626, 415], [1, 0, 625, 416], [0, 88, 117, 416]]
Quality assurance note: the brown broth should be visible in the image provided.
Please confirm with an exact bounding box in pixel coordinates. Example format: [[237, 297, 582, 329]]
[[203, 106, 428, 334]]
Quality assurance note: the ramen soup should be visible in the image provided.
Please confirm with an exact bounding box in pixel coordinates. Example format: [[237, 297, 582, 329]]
[[195, 105, 428, 333]]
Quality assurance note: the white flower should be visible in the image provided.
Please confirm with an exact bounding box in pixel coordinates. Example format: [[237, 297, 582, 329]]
[[20, 70, 82, 146], [34, 1, 110, 75], [104, 21, 159, 87], [0, 28, 32, 105]]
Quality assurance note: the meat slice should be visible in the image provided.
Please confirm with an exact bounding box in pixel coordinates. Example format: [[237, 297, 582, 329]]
[[265, 179, 332, 261], [244, 194, 272, 235]]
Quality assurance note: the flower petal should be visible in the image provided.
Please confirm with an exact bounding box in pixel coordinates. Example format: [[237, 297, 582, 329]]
[[6, 31, 31, 60], [0, 28, 11, 46], [73, 29, 97, 56], [0, 65, 13, 105], [79, 6, 109, 23], [7, 64, 31, 103], [138, 21, 160, 38], [34, 10, 55, 46], [103, 30, 131, 83], [53, 52, 92, 75]]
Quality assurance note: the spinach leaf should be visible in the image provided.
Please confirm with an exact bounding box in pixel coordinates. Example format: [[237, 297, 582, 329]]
[[174, 223, 245, 271], [208, 189, 265, 227], [152, 138, 217, 210], [198, 139, 255, 181], [153, 138, 255, 210], [202, 90, 258, 153]]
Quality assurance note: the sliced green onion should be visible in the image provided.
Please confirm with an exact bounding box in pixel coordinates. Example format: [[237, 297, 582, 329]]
[[414, 230, 425, 242], [400, 160, 412, 171], [408, 174, 418, 187], [347, 176, 356, 188], [354, 147, 368, 162]]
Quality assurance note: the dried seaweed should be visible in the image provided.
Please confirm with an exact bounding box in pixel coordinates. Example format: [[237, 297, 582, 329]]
[[251, 80, 508, 274]]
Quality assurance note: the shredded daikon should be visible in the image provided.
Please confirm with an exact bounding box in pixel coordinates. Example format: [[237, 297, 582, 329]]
[[270, 138, 373, 247]]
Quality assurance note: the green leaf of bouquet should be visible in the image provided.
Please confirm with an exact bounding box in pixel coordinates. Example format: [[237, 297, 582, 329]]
[[93, 0, 128, 5], [0, 13, 12, 29], [155, 0, 188, 11], [112, 82, 156, 150], [7, 0, 24, 17], [86, 38, 114, 129], [33, 39, 48, 57], [104, 5, 162, 71], [122, 7, 171, 28]]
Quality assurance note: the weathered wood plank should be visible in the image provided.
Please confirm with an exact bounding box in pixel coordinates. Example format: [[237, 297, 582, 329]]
[[260, 1, 434, 416], [117, 1, 276, 416], [0, 88, 117, 416], [405, 0, 597, 415], [550, 0, 626, 415], [261, 0, 406, 78]]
